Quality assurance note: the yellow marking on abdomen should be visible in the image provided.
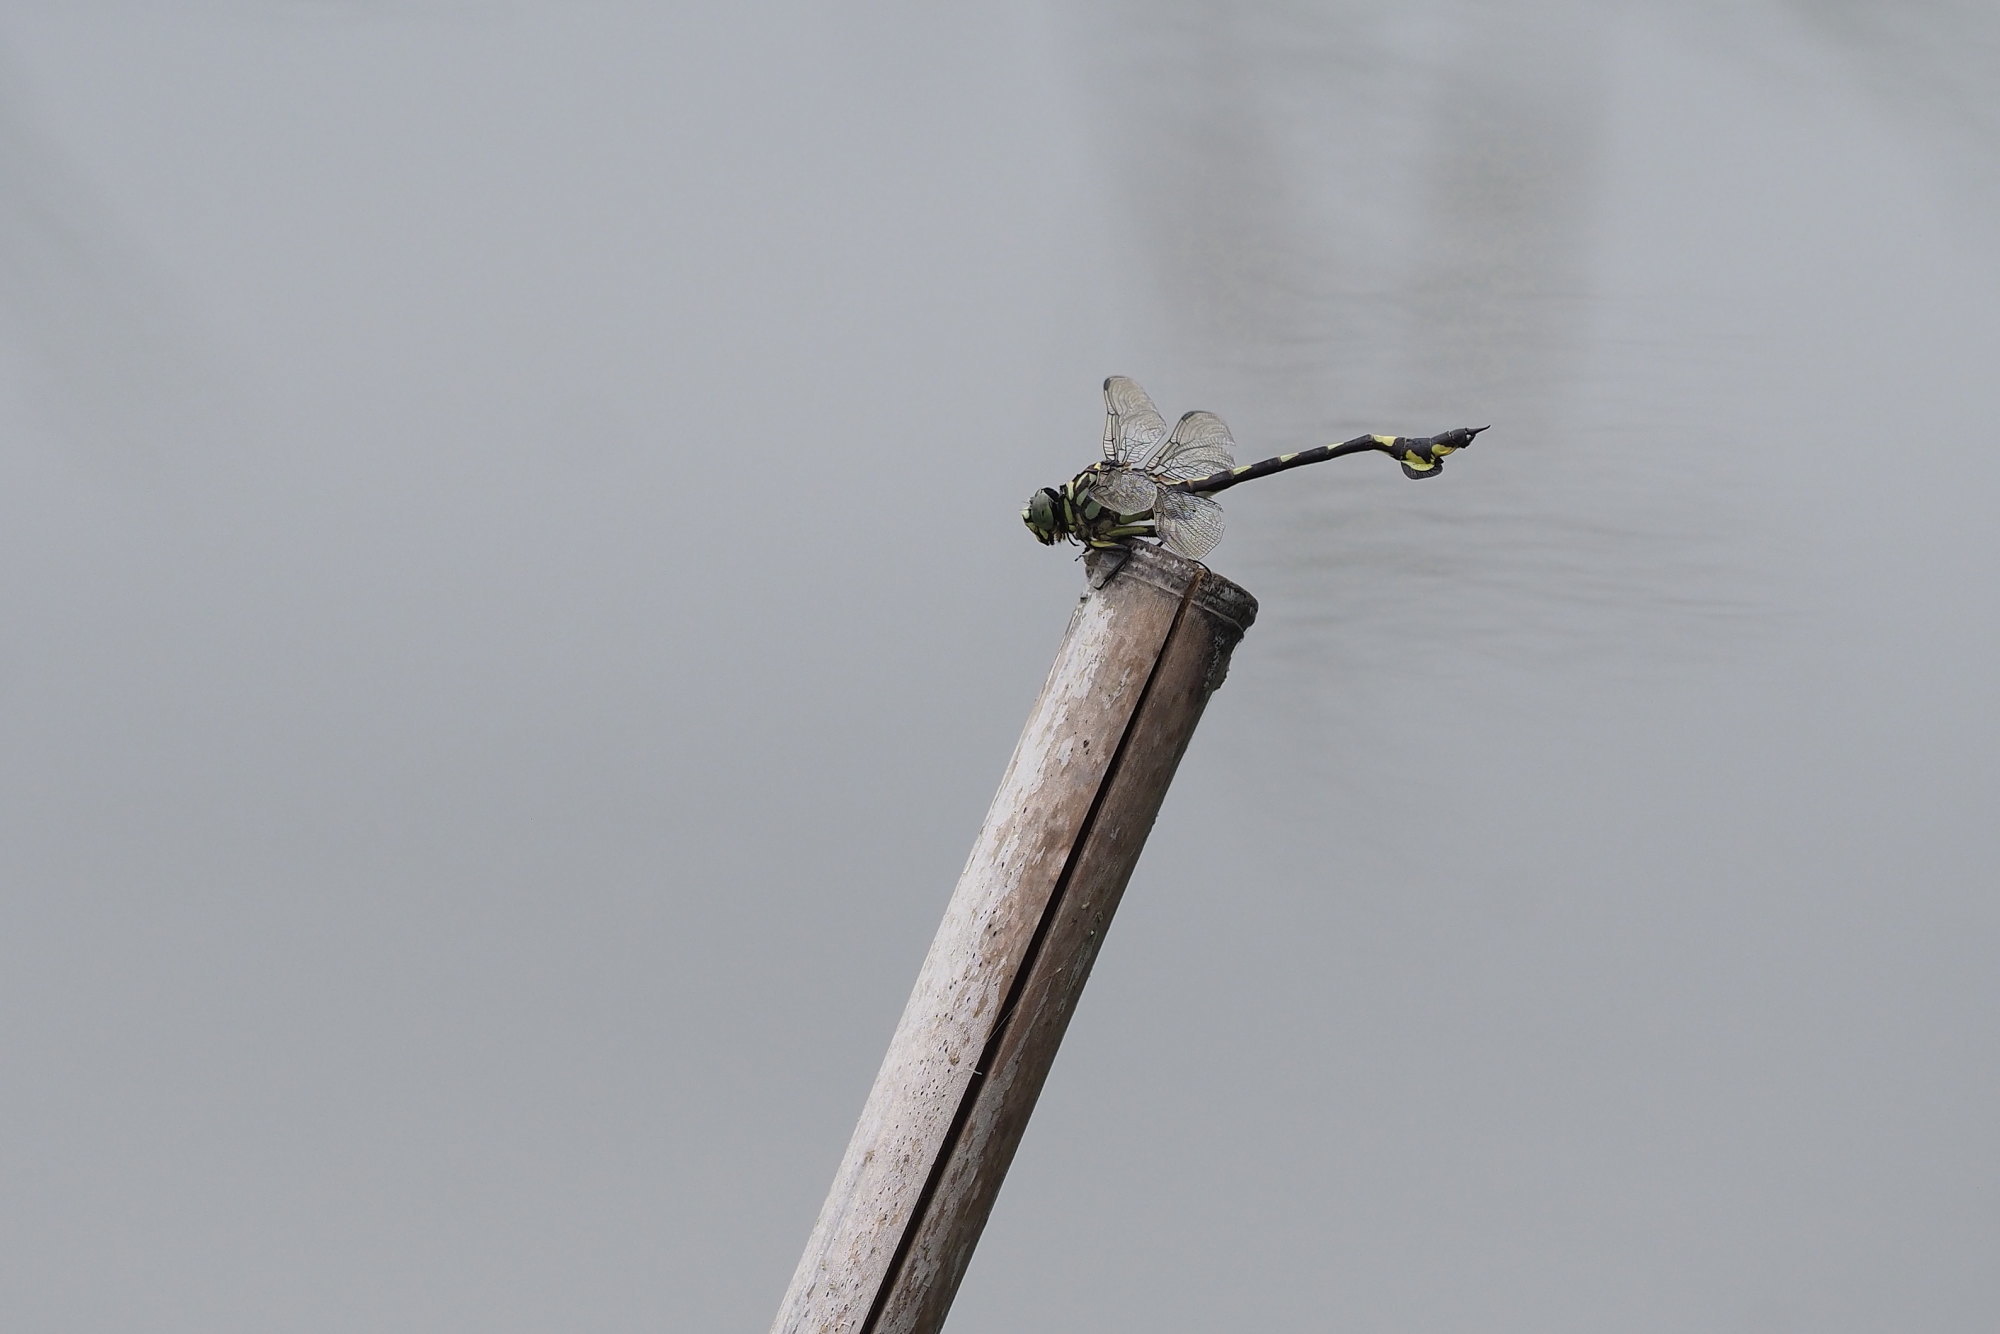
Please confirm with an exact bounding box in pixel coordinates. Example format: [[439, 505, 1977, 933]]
[[1371, 434, 1399, 447]]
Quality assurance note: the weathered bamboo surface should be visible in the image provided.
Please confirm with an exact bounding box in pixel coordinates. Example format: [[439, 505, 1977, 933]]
[[771, 543, 1257, 1334]]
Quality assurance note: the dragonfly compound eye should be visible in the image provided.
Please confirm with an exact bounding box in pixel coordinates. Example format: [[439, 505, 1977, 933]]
[[1023, 488, 1062, 544]]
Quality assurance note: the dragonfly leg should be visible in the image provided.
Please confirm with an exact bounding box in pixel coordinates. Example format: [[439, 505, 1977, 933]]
[[1094, 522, 1157, 542]]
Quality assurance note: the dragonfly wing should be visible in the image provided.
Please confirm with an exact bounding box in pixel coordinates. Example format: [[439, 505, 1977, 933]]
[[1103, 375, 1168, 466], [1086, 467, 1160, 516], [1154, 489, 1226, 560], [1147, 410, 1237, 482]]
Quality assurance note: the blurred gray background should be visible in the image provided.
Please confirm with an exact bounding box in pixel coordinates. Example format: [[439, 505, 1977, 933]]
[[2, 2, 1995, 1330]]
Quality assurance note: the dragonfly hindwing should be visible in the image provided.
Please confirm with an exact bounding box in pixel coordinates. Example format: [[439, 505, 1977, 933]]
[[1147, 410, 1237, 482], [1153, 488, 1226, 560]]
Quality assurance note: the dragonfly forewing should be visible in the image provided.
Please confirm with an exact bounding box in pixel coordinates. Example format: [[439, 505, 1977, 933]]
[[1087, 467, 1161, 516], [1103, 375, 1168, 466]]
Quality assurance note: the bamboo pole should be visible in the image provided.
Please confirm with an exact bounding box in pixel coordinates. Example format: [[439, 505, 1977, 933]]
[[771, 542, 1258, 1334]]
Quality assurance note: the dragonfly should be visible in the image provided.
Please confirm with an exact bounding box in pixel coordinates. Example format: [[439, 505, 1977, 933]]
[[1022, 376, 1487, 560]]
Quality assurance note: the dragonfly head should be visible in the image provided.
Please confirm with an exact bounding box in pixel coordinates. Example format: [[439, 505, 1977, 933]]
[[1022, 487, 1065, 545]]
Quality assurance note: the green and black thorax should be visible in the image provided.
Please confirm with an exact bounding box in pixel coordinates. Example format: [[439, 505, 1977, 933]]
[[1022, 460, 1162, 553]]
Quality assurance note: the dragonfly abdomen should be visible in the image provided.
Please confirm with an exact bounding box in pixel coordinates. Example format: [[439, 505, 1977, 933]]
[[1177, 436, 1389, 495], [1176, 426, 1487, 495]]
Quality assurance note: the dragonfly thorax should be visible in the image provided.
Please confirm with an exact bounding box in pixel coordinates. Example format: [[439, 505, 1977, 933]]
[[1021, 469, 1153, 551]]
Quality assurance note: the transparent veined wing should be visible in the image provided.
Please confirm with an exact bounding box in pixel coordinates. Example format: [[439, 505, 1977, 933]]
[[1085, 466, 1160, 516], [1145, 410, 1237, 483], [1153, 488, 1226, 559], [1102, 376, 1168, 466]]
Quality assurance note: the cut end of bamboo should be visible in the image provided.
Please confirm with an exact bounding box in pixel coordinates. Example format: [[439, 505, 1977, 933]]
[[1084, 542, 1258, 638]]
